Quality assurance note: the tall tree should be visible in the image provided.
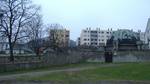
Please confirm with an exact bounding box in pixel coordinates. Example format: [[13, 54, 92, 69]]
[[0, 0, 40, 62]]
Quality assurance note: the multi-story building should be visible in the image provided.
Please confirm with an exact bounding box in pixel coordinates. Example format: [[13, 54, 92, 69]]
[[144, 18, 150, 48], [49, 28, 70, 48], [78, 28, 113, 47]]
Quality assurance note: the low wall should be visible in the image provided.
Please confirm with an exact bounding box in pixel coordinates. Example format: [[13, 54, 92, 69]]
[[0, 51, 95, 72], [86, 51, 150, 63], [113, 51, 150, 62], [43, 51, 95, 65], [0, 50, 150, 72]]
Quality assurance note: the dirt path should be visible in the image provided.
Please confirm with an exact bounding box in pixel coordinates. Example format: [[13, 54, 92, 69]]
[[0, 64, 117, 81]]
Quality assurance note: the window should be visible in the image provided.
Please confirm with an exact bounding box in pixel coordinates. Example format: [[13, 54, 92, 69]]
[[91, 31, 97, 33], [91, 35, 97, 37], [66, 35, 69, 37], [84, 30, 87, 33], [84, 39, 87, 41]]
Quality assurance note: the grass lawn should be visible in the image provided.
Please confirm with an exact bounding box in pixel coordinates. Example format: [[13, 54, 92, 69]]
[[19, 62, 150, 82]]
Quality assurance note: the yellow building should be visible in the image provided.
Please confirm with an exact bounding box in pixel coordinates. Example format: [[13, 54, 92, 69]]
[[49, 29, 70, 48]]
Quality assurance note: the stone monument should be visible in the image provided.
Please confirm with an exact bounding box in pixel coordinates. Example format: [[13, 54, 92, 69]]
[[106, 29, 142, 51]]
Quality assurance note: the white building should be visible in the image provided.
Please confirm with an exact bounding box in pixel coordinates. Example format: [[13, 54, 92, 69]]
[[145, 18, 150, 48], [78, 28, 113, 46]]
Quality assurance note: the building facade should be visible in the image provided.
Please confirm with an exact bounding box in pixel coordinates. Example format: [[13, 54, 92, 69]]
[[49, 29, 70, 48], [143, 18, 150, 49], [78, 28, 113, 47]]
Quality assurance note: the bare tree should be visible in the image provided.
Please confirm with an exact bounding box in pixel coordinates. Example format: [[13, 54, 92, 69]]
[[0, 0, 40, 62], [26, 14, 43, 57]]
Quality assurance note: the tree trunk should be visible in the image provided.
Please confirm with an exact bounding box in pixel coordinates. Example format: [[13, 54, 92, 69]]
[[9, 39, 14, 62], [36, 48, 40, 60]]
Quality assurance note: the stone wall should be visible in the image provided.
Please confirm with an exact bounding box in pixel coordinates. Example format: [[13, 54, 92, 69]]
[[0, 50, 150, 72], [113, 51, 150, 62], [86, 51, 150, 63], [42, 50, 95, 65], [0, 50, 95, 72]]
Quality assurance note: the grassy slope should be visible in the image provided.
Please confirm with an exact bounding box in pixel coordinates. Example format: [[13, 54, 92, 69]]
[[23, 62, 150, 81]]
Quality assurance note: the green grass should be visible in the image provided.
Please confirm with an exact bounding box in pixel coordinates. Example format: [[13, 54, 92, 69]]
[[19, 62, 150, 81]]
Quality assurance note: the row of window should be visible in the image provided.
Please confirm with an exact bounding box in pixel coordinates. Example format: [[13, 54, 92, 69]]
[[84, 43, 104, 45], [84, 35, 110, 38], [84, 39, 105, 41], [84, 30, 112, 34]]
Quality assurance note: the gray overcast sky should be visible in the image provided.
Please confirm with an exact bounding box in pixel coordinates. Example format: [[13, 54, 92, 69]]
[[32, 0, 150, 40]]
